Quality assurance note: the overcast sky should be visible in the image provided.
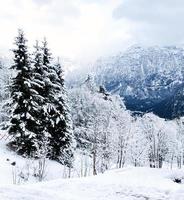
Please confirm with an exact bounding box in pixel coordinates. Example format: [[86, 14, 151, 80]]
[[1, 0, 184, 62]]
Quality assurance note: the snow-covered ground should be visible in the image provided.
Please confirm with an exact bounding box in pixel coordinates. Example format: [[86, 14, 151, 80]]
[[1, 166, 184, 200], [0, 133, 68, 185], [1, 132, 184, 200]]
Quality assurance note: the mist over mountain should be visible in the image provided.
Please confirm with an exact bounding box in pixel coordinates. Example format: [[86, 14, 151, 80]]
[[67, 45, 184, 119]]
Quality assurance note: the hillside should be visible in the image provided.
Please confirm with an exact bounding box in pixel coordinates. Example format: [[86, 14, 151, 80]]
[[1, 165, 184, 199], [69, 46, 184, 119], [1, 131, 184, 200]]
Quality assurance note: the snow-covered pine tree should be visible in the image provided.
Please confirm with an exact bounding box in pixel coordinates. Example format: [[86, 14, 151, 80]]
[[31, 40, 49, 151], [8, 29, 39, 156], [52, 59, 73, 166], [41, 40, 73, 167]]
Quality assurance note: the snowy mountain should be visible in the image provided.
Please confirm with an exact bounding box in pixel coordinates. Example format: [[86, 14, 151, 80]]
[[89, 46, 184, 119]]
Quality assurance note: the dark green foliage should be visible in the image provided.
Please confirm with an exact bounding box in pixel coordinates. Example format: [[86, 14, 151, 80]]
[[8, 29, 37, 156], [41, 42, 73, 166], [8, 31, 73, 166], [49, 60, 73, 166]]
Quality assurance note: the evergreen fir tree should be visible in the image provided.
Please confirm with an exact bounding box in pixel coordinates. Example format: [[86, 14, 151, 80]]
[[41, 41, 73, 166], [8, 29, 38, 156], [8, 32, 73, 165], [51, 59, 73, 166], [31, 40, 49, 149]]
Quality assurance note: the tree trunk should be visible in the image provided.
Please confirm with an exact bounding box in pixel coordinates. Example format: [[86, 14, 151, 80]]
[[92, 150, 97, 175], [118, 147, 123, 168], [158, 155, 163, 168]]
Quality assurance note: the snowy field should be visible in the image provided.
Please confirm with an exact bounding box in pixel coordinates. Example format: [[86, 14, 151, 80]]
[[1, 166, 184, 199], [0, 133, 184, 200], [0, 132, 69, 185]]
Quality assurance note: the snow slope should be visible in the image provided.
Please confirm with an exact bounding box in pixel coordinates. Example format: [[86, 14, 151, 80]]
[[0, 131, 68, 185], [1, 131, 184, 200], [1, 167, 184, 200]]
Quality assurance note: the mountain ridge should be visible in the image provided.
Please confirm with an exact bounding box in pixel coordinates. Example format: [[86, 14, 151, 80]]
[[67, 45, 184, 119]]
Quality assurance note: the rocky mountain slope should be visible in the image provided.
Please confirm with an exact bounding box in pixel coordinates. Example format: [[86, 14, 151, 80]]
[[89, 46, 184, 119]]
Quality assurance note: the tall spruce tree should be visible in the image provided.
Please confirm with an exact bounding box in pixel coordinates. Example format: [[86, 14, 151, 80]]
[[50, 59, 73, 166], [8, 29, 38, 156], [8, 31, 73, 165], [42, 40, 73, 166], [31, 41, 49, 149]]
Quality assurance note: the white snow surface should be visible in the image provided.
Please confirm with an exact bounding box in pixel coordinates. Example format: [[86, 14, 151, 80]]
[[1, 166, 184, 200], [1, 132, 184, 199]]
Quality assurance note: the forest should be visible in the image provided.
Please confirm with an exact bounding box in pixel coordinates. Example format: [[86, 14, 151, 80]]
[[0, 30, 184, 180]]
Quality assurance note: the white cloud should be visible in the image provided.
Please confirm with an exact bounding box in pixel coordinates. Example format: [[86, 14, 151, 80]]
[[113, 0, 184, 45], [2, 0, 183, 63], [0, 0, 133, 62]]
